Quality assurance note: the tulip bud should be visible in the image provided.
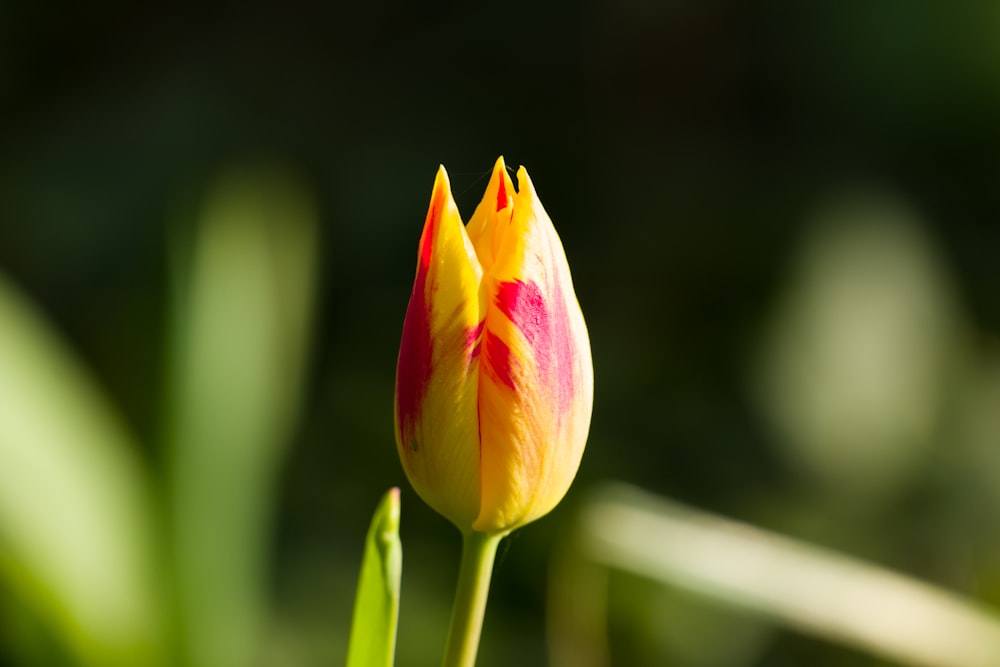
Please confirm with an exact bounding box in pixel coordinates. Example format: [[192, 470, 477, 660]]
[[395, 157, 593, 535]]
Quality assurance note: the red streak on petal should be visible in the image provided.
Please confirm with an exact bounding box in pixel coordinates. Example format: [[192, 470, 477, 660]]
[[496, 175, 507, 212], [418, 202, 436, 270], [396, 274, 432, 448], [494, 278, 575, 413], [396, 202, 439, 448], [485, 330, 516, 390], [495, 280, 546, 346], [468, 319, 485, 359], [549, 272, 577, 414]]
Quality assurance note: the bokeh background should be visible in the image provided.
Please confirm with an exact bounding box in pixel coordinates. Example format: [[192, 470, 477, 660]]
[[2, 2, 1000, 666]]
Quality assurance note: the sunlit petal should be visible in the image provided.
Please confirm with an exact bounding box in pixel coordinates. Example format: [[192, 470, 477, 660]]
[[475, 166, 593, 533], [395, 167, 484, 528]]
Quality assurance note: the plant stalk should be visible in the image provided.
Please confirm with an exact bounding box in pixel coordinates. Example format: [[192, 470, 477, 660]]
[[441, 531, 503, 667]]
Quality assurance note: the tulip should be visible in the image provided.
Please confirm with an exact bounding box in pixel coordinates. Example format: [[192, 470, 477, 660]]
[[394, 157, 593, 537]]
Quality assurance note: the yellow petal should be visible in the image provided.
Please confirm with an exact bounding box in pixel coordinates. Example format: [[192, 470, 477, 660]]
[[473, 166, 594, 533], [395, 166, 485, 529], [466, 156, 515, 275]]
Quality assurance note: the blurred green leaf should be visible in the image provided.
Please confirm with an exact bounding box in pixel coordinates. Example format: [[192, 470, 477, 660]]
[[346, 488, 402, 667], [0, 275, 164, 667], [165, 164, 318, 667], [754, 197, 967, 507]]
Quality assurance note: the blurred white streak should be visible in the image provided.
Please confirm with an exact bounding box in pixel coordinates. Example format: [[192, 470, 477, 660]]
[[0, 277, 164, 665], [577, 484, 1000, 667]]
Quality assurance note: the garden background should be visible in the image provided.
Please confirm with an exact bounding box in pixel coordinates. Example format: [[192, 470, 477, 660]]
[[2, 2, 1000, 666]]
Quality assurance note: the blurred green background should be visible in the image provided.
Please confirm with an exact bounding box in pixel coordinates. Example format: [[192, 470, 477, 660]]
[[2, 1, 1000, 666]]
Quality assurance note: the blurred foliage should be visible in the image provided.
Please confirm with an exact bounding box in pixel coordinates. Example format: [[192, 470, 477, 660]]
[[166, 165, 317, 667], [561, 484, 1000, 667], [0, 263, 163, 667], [2, 1, 1000, 666], [0, 165, 317, 667]]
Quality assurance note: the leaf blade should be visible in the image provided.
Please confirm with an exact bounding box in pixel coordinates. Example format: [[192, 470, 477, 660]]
[[346, 488, 402, 667], [0, 274, 165, 667]]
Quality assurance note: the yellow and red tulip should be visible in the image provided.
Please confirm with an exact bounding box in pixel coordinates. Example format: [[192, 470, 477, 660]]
[[394, 157, 593, 536]]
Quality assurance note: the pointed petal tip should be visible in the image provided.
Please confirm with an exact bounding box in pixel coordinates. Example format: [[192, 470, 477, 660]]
[[433, 164, 451, 190], [488, 156, 515, 213], [429, 165, 458, 217], [515, 165, 536, 197], [420, 165, 459, 268], [491, 156, 515, 182]]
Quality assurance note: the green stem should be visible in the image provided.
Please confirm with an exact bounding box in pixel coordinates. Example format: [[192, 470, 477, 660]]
[[442, 531, 503, 667]]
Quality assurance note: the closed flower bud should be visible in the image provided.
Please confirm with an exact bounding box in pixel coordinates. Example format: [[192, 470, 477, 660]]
[[395, 157, 593, 535]]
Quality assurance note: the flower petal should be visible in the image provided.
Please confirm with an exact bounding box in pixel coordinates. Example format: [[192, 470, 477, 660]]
[[466, 156, 515, 275], [395, 166, 485, 528], [473, 166, 593, 533]]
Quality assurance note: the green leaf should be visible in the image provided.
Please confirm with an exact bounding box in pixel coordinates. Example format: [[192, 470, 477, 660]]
[[0, 274, 165, 667], [165, 164, 318, 667], [347, 488, 402, 667]]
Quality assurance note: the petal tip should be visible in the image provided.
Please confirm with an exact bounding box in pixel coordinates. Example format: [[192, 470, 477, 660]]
[[515, 165, 538, 201], [491, 157, 515, 213], [515, 164, 529, 184], [433, 164, 451, 191]]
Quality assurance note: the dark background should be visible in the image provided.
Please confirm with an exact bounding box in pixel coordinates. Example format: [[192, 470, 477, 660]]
[[3, 2, 1000, 666]]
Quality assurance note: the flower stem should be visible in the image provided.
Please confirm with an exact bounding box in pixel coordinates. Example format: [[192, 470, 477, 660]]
[[442, 531, 503, 667]]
